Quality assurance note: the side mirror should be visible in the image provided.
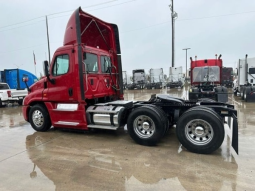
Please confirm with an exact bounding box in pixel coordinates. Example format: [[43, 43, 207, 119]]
[[43, 60, 49, 77], [43, 60, 55, 84], [235, 68, 238, 76], [22, 76, 29, 82], [22, 75, 31, 92]]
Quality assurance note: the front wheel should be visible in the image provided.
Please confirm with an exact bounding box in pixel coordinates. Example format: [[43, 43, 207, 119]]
[[127, 106, 165, 146], [29, 104, 52, 132], [176, 107, 224, 154]]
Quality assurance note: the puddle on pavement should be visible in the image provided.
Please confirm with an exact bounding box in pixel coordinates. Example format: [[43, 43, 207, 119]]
[[22, 131, 239, 190]]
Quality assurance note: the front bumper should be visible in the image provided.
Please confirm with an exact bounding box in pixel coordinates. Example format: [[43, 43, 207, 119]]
[[22, 105, 29, 121]]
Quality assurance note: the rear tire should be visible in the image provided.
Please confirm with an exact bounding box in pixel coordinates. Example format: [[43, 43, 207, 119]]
[[244, 87, 251, 102], [29, 104, 52, 132], [141, 105, 169, 136], [127, 106, 165, 146], [176, 107, 224, 154], [241, 87, 245, 100]]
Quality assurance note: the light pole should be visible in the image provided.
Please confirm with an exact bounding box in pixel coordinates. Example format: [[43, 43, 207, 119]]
[[182, 48, 190, 82], [169, 0, 178, 67]]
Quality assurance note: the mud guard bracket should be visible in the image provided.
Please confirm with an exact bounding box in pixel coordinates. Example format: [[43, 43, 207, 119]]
[[228, 114, 238, 154]]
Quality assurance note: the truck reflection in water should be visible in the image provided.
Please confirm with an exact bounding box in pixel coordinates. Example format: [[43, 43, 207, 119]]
[[0, 106, 25, 127], [26, 132, 238, 190]]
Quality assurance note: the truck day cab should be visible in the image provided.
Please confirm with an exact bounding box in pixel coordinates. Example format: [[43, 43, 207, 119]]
[[189, 55, 228, 103], [22, 7, 238, 154], [234, 54, 255, 102]]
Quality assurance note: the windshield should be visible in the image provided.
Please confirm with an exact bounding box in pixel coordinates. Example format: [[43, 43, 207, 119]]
[[150, 68, 163, 83], [0, 83, 9, 90], [133, 72, 145, 83], [192, 66, 220, 83]]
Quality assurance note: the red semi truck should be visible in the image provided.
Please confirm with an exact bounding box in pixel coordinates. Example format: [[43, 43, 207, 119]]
[[22, 8, 238, 154], [222, 67, 234, 88], [189, 55, 228, 103]]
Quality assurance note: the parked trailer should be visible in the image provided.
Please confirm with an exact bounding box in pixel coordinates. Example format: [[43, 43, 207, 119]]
[[22, 7, 238, 154], [122, 71, 127, 89], [166, 66, 184, 88], [222, 67, 234, 88], [1, 69, 37, 89], [234, 54, 255, 102], [145, 68, 164, 89], [126, 69, 146, 90], [189, 55, 228, 103]]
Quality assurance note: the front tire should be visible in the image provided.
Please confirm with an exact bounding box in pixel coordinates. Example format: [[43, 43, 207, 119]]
[[29, 104, 52, 132], [127, 106, 165, 146], [176, 107, 224, 154]]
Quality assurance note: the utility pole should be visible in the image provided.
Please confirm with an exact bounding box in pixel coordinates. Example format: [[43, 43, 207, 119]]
[[182, 48, 190, 82], [46, 16, 51, 64], [169, 0, 178, 67]]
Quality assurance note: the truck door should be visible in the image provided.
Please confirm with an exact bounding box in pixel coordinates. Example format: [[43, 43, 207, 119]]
[[45, 50, 75, 102], [83, 52, 100, 98], [100, 54, 113, 93], [83, 52, 115, 99]]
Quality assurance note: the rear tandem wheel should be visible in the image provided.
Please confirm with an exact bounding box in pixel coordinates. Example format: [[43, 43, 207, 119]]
[[176, 107, 225, 154], [127, 106, 167, 146]]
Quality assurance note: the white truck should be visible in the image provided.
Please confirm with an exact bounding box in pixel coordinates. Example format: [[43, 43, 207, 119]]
[[0, 82, 27, 107], [166, 66, 185, 88], [126, 69, 146, 90], [145, 68, 164, 89], [122, 71, 131, 90], [234, 54, 255, 102]]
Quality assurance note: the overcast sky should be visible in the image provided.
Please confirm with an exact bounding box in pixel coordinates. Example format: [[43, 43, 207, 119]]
[[1, 0, 255, 77]]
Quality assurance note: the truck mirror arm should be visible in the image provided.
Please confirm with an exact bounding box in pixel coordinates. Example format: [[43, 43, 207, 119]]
[[47, 77, 55, 84], [22, 77, 31, 92], [23, 81, 31, 92], [23, 79, 31, 92]]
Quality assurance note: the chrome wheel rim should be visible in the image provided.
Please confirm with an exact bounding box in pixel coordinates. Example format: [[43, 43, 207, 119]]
[[32, 110, 44, 128], [133, 115, 155, 138], [185, 119, 214, 146]]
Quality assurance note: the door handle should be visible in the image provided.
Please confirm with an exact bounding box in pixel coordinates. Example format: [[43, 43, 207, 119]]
[[68, 88, 73, 96]]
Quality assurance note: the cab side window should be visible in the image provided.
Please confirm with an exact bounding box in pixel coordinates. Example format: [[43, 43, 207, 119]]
[[101, 56, 112, 73], [52, 55, 69, 76], [84, 53, 98, 73]]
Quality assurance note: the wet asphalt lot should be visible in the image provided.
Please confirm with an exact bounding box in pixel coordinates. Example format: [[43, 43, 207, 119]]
[[0, 86, 254, 191]]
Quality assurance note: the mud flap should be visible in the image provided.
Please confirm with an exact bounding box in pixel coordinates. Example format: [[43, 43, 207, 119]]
[[228, 114, 238, 154]]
